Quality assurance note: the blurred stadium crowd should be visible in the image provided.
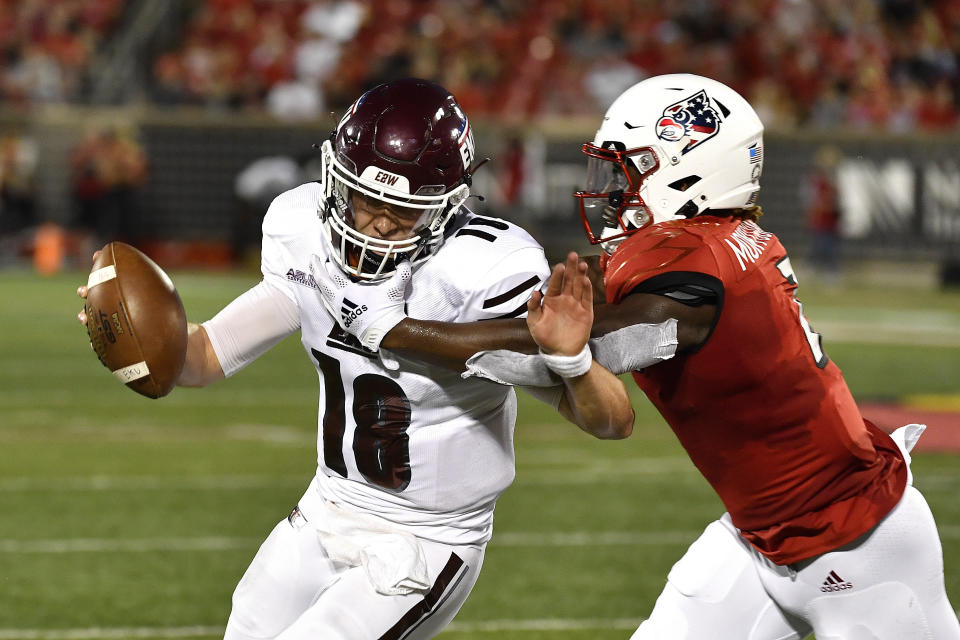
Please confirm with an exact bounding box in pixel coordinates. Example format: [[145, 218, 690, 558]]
[[1, 0, 958, 131], [0, 0, 122, 105], [1, 0, 959, 276]]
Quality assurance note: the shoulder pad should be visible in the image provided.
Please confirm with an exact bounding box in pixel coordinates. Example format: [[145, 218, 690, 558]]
[[605, 220, 719, 304], [422, 213, 549, 321], [439, 213, 544, 265], [262, 183, 322, 240]]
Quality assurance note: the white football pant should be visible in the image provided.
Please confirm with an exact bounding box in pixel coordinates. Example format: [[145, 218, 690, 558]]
[[223, 499, 484, 640], [631, 488, 960, 640]]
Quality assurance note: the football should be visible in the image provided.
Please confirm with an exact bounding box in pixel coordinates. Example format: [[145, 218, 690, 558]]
[[84, 242, 188, 398]]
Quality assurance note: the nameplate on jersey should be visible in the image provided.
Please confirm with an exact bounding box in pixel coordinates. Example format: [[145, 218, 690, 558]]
[[724, 221, 772, 271]]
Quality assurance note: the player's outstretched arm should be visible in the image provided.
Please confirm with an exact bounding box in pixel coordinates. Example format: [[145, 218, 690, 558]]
[[381, 279, 716, 374], [311, 254, 537, 369], [319, 245, 713, 378], [382, 318, 536, 370], [528, 252, 634, 439], [175, 323, 224, 387]]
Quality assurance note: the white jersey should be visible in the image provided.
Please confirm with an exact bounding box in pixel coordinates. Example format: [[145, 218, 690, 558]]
[[260, 182, 549, 545]]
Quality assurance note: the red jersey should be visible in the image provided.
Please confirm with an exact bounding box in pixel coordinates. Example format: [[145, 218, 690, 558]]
[[604, 215, 906, 565]]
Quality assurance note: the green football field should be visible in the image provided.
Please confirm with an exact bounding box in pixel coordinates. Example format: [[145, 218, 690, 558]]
[[1, 266, 959, 640]]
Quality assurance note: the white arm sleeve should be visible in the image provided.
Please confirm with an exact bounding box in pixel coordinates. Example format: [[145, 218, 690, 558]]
[[589, 319, 679, 375], [462, 319, 679, 386], [201, 280, 301, 377]]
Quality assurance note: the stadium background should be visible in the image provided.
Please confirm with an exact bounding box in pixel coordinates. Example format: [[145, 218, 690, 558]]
[[1, 1, 959, 638]]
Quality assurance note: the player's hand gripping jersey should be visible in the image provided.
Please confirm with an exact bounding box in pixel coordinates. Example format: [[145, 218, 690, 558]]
[[261, 183, 549, 547], [604, 215, 907, 564]]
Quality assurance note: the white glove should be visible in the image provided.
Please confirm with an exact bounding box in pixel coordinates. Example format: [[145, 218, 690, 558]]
[[310, 256, 411, 352]]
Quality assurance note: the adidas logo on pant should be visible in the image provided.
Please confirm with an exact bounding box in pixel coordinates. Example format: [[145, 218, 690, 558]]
[[820, 570, 853, 592]]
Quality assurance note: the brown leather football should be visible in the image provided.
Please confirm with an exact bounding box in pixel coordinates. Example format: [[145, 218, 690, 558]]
[[84, 242, 187, 398]]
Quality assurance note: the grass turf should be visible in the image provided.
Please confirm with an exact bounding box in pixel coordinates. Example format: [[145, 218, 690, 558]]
[[0, 267, 958, 639]]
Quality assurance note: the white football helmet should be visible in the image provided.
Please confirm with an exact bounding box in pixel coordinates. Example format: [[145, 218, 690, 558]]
[[575, 73, 764, 253]]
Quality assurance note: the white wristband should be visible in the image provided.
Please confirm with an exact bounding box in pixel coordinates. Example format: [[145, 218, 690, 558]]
[[539, 344, 592, 378]]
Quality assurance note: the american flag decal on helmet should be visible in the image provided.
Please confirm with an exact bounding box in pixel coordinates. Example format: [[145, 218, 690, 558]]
[[749, 142, 763, 164], [655, 90, 722, 155]]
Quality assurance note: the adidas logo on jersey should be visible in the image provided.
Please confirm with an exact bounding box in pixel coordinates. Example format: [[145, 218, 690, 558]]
[[820, 570, 853, 592], [341, 298, 367, 328]]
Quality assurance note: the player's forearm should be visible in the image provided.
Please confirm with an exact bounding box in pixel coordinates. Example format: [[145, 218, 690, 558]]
[[592, 297, 716, 352], [559, 363, 634, 439], [177, 323, 225, 387], [381, 318, 537, 371]]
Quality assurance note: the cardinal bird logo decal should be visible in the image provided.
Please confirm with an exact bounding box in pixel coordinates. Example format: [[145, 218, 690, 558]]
[[655, 90, 722, 154]]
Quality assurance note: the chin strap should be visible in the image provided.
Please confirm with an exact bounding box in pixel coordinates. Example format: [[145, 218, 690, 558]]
[[599, 226, 628, 255], [600, 205, 692, 253]]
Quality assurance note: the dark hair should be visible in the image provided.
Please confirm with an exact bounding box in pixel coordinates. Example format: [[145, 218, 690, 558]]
[[705, 205, 764, 222]]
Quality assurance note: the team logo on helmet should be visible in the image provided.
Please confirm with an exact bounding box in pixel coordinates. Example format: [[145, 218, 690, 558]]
[[655, 90, 722, 154]]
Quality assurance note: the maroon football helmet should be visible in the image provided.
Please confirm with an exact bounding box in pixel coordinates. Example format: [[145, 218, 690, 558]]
[[319, 78, 476, 280]]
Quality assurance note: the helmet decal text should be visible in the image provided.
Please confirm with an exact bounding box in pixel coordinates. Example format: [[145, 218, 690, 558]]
[[655, 90, 722, 154], [458, 121, 474, 171]]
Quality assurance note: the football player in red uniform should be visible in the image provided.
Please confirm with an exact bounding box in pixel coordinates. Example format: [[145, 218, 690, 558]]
[[569, 73, 960, 639], [329, 74, 960, 639]]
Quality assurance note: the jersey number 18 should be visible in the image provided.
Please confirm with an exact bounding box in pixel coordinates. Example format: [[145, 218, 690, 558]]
[[311, 348, 412, 492]]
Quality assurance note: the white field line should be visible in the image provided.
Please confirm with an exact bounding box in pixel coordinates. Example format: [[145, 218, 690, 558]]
[[0, 618, 647, 639], [815, 319, 960, 347], [494, 530, 701, 546], [0, 537, 261, 554], [0, 620, 643, 639], [448, 617, 644, 632], [5, 526, 960, 554], [0, 423, 315, 446], [0, 531, 701, 554], [0, 459, 699, 493], [0, 475, 307, 492], [0, 389, 315, 406], [0, 627, 223, 640], [2, 455, 953, 494], [5, 612, 960, 639]]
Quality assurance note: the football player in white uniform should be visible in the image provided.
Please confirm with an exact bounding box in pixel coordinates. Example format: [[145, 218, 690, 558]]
[[78, 78, 633, 640]]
